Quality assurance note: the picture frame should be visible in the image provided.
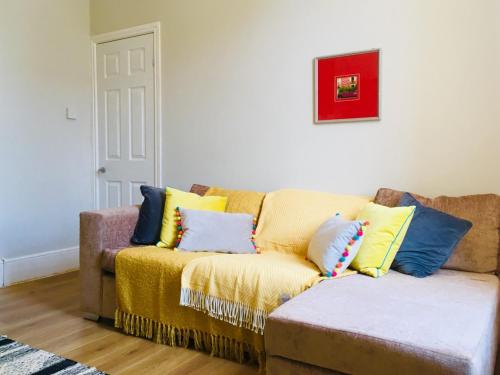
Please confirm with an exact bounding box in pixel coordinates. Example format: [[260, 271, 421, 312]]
[[314, 49, 380, 124]]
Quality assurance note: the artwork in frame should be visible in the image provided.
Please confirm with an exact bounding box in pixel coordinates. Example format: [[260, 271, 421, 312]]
[[314, 49, 379, 123]]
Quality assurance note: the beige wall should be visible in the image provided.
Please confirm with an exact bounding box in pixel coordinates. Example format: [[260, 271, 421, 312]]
[[0, 0, 92, 259], [0, 0, 496, 280], [90, 0, 500, 197]]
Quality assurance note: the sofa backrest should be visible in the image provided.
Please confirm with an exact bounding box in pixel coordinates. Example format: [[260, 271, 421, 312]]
[[255, 189, 371, 256], [190, 184, 210, 196], [375, 188, 500, 274]]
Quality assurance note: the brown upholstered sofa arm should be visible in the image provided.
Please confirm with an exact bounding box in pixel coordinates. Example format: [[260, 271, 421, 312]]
[[79, 206, 139, 317]]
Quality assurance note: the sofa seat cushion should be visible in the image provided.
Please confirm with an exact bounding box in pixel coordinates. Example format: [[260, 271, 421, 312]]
[[102, 248, 123, 273], [101, 246, 144, 273], [265, 270, 499, 375]]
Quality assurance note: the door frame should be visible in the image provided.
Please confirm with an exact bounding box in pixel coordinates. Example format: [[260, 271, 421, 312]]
[[91, 22, 162, 209]]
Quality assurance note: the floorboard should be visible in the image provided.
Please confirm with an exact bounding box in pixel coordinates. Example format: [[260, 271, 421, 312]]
[[0, 272, 258, 374]]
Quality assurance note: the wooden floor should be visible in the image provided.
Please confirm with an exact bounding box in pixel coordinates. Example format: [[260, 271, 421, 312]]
[[0, 272, 258, 375]]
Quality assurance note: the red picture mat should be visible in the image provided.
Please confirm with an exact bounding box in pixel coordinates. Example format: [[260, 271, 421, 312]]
[[315, 50, 379, 123]]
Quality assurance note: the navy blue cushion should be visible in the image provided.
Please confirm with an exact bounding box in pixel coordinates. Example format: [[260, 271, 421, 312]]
[[392, 193, 472, 278], [131, 185, 166, 245]]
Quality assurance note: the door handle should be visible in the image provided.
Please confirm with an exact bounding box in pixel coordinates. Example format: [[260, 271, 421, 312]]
[[97, 167, 106, 174]]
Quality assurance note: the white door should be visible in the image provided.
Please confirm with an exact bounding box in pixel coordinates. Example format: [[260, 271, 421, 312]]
[[96, 33, 155, 209]]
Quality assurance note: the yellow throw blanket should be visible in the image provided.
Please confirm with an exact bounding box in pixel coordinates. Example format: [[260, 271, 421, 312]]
[[115, 247, 356, 367], [180, 252, 355, 334], [115, 247, 266, 365]]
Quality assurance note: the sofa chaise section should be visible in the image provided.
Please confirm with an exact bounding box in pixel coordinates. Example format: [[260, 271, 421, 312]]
[[265, 269, 499, 375]]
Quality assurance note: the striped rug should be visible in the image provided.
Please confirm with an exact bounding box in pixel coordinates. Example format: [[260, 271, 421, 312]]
[[0, 336, 106, 375]]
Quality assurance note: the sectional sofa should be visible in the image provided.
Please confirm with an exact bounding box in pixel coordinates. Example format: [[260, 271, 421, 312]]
[[80, 185, 500, 374]]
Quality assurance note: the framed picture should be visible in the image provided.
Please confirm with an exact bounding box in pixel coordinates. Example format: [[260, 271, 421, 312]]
[[314, 49, 379, 123]]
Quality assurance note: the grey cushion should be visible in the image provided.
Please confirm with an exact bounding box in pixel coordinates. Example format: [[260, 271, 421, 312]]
[[177, 207, 256, 253], [265, 270, 499, 375], [307, 215, 365, 277]]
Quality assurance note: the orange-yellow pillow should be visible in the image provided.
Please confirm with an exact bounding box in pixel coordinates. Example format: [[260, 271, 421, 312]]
[[205, 187, 265, 219], [157, 187, 227, 248]]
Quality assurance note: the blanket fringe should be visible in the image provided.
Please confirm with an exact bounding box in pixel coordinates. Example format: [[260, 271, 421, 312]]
[[179, 288, 267, 334], [114, 309, 265, 368]]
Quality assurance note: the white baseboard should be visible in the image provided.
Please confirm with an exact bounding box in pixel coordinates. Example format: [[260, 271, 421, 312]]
[[0, 259, 4, 287], [2, 246, 79, 287]]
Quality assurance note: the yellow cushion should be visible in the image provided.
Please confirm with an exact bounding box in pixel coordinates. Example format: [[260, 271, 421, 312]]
[[255, 189, 371, 256], [157, 187, 227, 248], [350, 202, 415, 277], [205, 187, 266, 219]]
